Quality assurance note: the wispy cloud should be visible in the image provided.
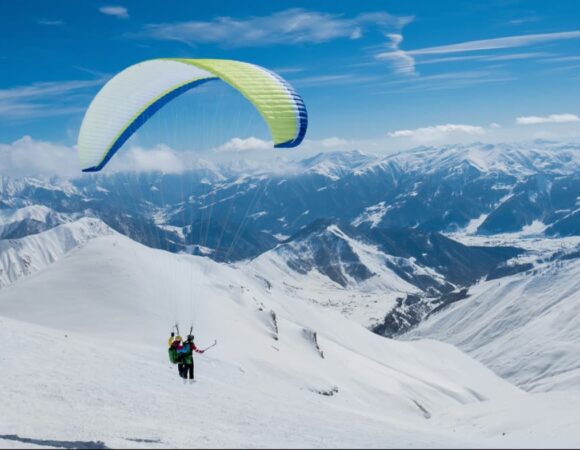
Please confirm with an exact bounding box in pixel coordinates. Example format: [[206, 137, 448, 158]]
[[375, 34, 416, 75], [541, 55, 580, 63], [139, 9, 412, 47], [0, 103, 85, 120], [408, 30, 580, 56], [292, 74, 354, 86], [508, 15, 541, 26], [544, 66, 580, 76], [291, 73, 379, 88], [271, 67, 305, 75], [0, 78, 105, 120], [516, 113, 580, 125], [417, 52, 549, 65], [37, 19, 64, 26], [389, 123, 485, 142], [381, 69, 514, 93], [99, 6, 129, 19], [0, 79, 103, 101], [376, 30, 580, 77]]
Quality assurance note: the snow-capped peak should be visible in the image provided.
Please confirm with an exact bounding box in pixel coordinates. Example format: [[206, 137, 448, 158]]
[[0, 217, 113, 288]]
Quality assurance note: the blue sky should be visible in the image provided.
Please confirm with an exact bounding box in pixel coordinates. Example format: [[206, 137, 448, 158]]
[[1, 0, 580, 172]]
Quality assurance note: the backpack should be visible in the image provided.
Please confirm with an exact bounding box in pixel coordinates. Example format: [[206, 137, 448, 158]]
[[168, 347, 182, 364]]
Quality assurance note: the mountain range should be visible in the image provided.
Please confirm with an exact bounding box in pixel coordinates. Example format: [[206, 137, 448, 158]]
[[1, 141, 578, 331], [1, 141, 578, 258]]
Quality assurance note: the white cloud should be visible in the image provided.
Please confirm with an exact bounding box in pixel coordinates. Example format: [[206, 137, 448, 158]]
[[543, 56, 580, 63], [508, 16, 541, 26], [99, 6, 129, 19], [380, 69, 514, 93], [140, 9, 411, 47], [389, 124, 486, 142], [0, 137, 190, 178], [271, 67, 305, 75], [375, 33, 417, 75], [375, 29, 580, 77], [408, 30, 580, 56], [0, 103, 84, 120], [109, 145, 185, 173], [292, 74, 353, 86], [320, 137, 349, 148], [0, 78, 105, 120], [291, 74, 377, 88], [416, 52, 549, 65], [0, 136, 78, 178], [6, 129, 580, 179], [350, 27, 363, 40], [516, 113, 580, 125], [212, 137, 272, 153], [0, 79, 104, 102]]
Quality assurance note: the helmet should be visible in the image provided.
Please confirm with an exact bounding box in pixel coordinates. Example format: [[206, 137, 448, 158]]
[[175, 335, 182, 342], [187, 334, 194, 341]]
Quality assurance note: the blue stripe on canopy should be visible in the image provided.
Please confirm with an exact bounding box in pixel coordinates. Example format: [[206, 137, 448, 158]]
[[82, 78, 217, 173]]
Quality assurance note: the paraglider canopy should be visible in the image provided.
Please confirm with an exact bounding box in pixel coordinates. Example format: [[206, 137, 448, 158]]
[[77, 58, 308, 172]]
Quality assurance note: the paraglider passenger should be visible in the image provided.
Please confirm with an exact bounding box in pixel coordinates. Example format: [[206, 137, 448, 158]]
[[168, 333, 187, 379]]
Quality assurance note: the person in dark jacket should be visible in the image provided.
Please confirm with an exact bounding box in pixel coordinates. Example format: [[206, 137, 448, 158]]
[[180, 334, 204, 383]]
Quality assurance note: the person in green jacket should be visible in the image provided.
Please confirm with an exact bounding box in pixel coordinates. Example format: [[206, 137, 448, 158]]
[[168, 333, 187, 379], [180, 334, 204, 383]]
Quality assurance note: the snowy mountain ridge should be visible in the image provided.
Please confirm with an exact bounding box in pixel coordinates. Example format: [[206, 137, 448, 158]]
[[355, 141, 580, 178], [0, 204, 75, 239], [0, 217, 113, 288], [406, 254, 580, 393]]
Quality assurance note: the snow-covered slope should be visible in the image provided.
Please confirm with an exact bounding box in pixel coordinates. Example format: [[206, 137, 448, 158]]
[[0, 217, 113, 288], [0, 205, 73, 239], [4, 233, 580, 447], [244, 222, 447, 328], [245, 246, 404, 329], [272, 223, 426, 291], [406, 256, 580, 392], [0, 233, 510, 403], [251, 220, 523, 331]]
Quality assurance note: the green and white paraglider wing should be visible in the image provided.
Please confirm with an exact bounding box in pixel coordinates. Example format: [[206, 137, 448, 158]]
[[77, 58, 308, 172]]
